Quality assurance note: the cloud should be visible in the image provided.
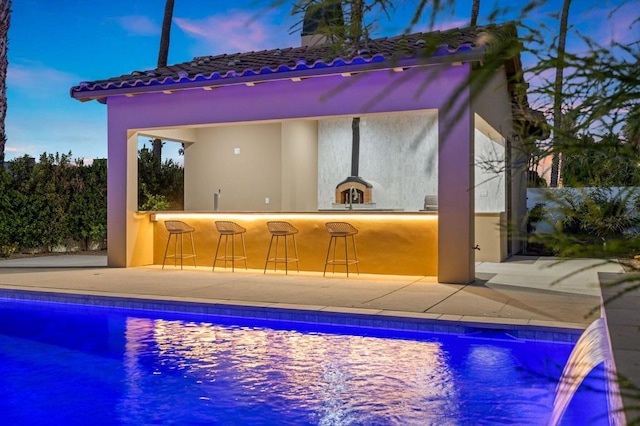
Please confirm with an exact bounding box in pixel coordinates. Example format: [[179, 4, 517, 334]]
[[174, 10, 296, 55], [564, 3, 639, 50], [8, 61, 80, 99], [116, 15, 161, 36], [596, 3, 640, 47]]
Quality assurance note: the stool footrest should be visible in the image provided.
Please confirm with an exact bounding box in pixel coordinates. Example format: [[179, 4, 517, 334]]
[[325, 259, 358, 265], [215, 255, 247, 261], [266, 257, 299, 263], [165, 254, 196, 259]]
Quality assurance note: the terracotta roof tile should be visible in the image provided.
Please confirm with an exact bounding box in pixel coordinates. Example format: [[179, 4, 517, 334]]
[[71, 23, 517, 99]]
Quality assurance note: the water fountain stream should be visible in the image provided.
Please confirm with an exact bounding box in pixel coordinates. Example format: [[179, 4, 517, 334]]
[[548, 317, 622, 425]]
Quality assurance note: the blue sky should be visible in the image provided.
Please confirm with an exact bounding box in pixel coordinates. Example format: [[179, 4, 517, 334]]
[[6, 0, 637, 163]]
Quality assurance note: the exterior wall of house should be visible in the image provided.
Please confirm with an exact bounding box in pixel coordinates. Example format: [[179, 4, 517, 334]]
[[105, 63, 477, 283], [106, 113, 155, 268], [475, 212, 507, 262], [471, 66, 524, 257]]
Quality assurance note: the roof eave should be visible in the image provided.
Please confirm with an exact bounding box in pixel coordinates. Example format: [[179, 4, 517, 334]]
[[70, 49, 485, 102]]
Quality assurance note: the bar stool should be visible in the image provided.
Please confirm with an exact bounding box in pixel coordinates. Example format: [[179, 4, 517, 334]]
[[162, 220, 197, 270], [324, 221, 359, 277], [264, 221, 299, 274], [212, 221, 247, 272]]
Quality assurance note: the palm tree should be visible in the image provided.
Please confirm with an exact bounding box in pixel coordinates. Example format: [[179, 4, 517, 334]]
[[549, 0, 572, 187], [470, 0, 480, 26], [0, 0, 11, 167], [152, 0, 175, 164], [157, 0, 174, 68]]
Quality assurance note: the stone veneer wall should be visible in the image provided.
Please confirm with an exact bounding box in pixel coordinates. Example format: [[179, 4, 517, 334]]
[[318, 112, 507, 213], [317, 112, 439, 211]]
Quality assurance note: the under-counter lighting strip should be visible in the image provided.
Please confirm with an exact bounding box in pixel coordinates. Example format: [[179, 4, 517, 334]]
[[149, 212, 437, 223]]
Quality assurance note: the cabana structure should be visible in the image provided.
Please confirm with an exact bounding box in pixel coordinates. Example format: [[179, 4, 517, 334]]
[[70, 22, 542, 283]]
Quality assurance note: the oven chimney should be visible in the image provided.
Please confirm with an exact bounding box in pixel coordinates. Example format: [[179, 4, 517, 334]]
[[334, 116, 374, 208], [351, 117, 360, 176]]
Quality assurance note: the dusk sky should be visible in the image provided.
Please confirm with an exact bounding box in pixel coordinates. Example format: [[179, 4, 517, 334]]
[[6, 0, 638, 163]]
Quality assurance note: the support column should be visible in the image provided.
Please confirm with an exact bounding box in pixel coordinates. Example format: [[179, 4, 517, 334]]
[[281, 120, 318, 211], [107, 115, 148, 266], [106, 118, 130, 267], [438, 84, 475, 283]]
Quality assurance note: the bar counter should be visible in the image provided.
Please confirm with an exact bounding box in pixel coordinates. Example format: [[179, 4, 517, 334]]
[[147, 211, 438, 276]]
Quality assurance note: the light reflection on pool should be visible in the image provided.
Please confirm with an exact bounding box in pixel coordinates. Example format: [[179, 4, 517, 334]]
[[0, 300, 609, 425]]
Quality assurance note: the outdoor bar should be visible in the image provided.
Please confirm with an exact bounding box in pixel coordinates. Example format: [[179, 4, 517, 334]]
[[70, 23, 538, 283], [149, 211, 438, 276]]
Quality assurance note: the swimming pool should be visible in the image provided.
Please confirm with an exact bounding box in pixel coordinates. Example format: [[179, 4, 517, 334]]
[[0, 298, 609, 425]]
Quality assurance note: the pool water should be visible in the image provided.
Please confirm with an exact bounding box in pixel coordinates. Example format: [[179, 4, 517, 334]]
[[0, 299, 609, 425]]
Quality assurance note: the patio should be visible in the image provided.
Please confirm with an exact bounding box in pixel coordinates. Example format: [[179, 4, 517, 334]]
[[0, 254, 620, 332]]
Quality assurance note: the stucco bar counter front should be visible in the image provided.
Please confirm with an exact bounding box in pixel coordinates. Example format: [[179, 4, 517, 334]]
[[146, 212, 438, 276]]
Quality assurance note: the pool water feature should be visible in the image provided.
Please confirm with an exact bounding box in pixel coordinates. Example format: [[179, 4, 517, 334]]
[[550, 318, 617, 425], [0, 299, 610, 425]]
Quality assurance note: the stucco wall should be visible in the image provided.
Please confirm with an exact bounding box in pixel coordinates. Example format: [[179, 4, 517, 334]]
[[183, 120, 318, 212], [281, 120, 319, 212], [472, 66, 524, 256], [317, 112, 439, 211], [474, 128, 506, 213], [185, 123, 282, 211]]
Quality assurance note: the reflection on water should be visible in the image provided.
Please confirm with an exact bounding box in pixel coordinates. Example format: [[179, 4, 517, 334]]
[[122, 318, 456, 424], [115, 317, 599, 425], [0, 301, 609, 425]]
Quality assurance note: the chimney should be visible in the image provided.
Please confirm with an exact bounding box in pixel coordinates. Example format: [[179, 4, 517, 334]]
[[301, 1, 344, 47]]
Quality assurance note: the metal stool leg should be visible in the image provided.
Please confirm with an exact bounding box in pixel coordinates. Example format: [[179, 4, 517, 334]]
[[323, 236, 333, 277], [232, 235, 237, 269], [188, 231, 197, 268], [264, 235, 275, 274], [213, 234, 223, 271], [284, 235, 289, 274], [292, 235, 300, 272], [179, 233, 184, 270], [162, 233, 173, 269], [343, 235, 349, 277], [173, 234, 178, 267], [351, 234, 359, 275], [274, 235, 280, 272], [240, 234, 247, 270]]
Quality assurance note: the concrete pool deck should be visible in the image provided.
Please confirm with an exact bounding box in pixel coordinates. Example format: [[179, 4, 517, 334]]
[[0, 254, 618, 331], [0, 253, 638, 421]]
